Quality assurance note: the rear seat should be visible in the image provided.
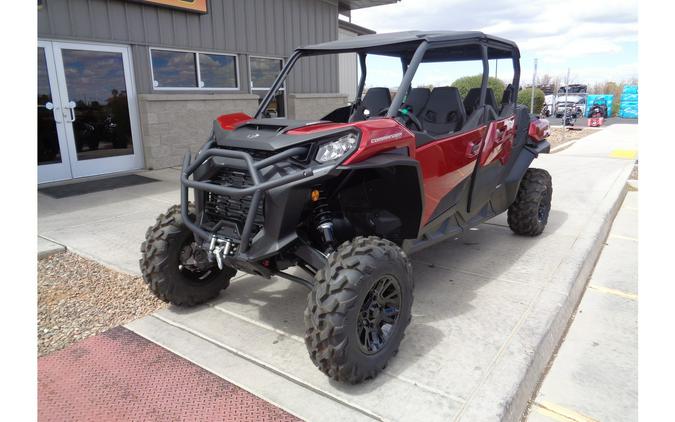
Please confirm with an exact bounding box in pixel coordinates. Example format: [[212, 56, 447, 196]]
[[418, 86, 466, 137]]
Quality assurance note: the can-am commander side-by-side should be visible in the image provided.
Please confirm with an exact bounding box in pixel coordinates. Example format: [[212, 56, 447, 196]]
[[140, 31, 552, 384]]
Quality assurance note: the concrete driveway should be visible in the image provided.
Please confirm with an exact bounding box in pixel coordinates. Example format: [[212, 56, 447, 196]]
[[38, 124, 638, 421]]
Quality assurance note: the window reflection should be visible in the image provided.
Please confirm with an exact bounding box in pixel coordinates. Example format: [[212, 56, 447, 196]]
[[151, 50, 198, 88], [250, 57, 282, 88], [38, 47, 62, 165], [250, 57, 284, 117], [61, 49, 133, 160], [199, 53, 237, 88]]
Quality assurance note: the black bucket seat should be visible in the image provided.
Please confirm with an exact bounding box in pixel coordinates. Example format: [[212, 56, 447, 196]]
[[402, 87, 431, 117], [349, 87, 391, 122], [418, 86, 466, 137], [463, 87, 498, 116]]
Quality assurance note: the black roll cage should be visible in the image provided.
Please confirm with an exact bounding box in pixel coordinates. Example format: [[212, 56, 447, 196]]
[[255, 38, 521, 120]]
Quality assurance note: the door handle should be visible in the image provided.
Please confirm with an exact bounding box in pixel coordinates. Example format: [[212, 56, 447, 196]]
[[45, 101, 62, 123], [64, 101, 77, 123], [465, 142, 480, 158]]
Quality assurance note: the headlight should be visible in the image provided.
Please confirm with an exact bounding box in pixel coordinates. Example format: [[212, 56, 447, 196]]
[[315, 132, 359, 163]]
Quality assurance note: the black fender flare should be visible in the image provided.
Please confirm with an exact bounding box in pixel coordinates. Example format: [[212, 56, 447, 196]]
[[337, 151, 425, 240], [504, 140, 551, 206]]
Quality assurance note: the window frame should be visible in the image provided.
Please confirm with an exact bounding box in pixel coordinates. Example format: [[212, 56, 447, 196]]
[[149, 47, 240, 91], [248, 55, 285, 91]]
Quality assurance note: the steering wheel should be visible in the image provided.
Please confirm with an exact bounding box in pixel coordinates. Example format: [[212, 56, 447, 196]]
[[396, 108, 423, 131]]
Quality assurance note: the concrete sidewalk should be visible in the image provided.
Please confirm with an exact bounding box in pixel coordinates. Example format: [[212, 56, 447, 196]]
[[38, 124, 638, 421], [38, 168, 183, 275], [528, 191, 638, 422]]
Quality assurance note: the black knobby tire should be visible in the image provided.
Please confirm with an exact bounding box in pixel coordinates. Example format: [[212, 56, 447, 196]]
[[140, 204, 236, 306], [507, 168, 553, 236], [304, 236, 414, 384]]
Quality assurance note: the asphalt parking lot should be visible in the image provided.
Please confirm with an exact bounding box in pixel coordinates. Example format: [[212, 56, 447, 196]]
[[547, 115, 638, 127]]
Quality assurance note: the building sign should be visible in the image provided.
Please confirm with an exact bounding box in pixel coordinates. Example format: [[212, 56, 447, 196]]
[[129, 0, 208, 14]]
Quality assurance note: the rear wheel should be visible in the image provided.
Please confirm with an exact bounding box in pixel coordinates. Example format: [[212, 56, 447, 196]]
[[304, 236, 414, 384], [140, 204, 236, 306], [508, 168, 553, 236]]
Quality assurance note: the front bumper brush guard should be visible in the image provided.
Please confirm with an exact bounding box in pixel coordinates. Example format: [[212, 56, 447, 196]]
[[180, 146, 313, 255]]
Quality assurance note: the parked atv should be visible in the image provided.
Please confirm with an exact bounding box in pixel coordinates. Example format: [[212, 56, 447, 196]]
[[140, 31, 552, 384], [589, 98, 608, 118]]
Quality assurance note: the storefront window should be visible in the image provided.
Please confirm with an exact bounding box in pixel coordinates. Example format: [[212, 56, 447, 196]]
[[150, 49, 238, 89], [250, 57, 283, 88], [250, 57, 285, 117], [199, 53, 238, 88], [151, 50, 197, 88]]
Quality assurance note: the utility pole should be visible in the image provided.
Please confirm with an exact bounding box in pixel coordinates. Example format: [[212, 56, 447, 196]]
[[562, 68, 570, 139], [530, 58, 538, 112]]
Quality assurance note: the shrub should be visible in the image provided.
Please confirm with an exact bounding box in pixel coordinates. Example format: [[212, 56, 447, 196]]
[[517, 87, 545, 114], [451, 75, 506, 102]]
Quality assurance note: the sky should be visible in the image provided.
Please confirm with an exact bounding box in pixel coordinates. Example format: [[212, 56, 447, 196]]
[[349, 0, 638, 88]]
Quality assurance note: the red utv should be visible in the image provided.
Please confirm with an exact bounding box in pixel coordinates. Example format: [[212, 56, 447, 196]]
[[140, 31, 552, 384]]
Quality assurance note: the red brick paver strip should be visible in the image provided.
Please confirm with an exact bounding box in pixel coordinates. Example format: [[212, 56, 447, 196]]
[[38, 326, 300, 421]]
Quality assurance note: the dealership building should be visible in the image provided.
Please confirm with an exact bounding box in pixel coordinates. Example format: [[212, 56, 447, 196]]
[[37, 0, 388, 184]]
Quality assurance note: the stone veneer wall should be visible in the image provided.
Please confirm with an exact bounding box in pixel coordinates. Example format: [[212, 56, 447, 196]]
[[286, 93, 349, 120], [138, 93, 259, 169]]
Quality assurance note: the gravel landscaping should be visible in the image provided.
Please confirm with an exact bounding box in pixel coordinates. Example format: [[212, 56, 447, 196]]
[[548, 127, 594, 151], [38, 252, 165, 356]]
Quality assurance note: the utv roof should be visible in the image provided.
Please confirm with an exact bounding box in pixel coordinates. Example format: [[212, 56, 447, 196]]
[[297, 30, 519, 61]]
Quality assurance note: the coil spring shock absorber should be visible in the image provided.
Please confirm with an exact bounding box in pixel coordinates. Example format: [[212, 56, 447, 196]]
[[311, 186, 336, 250]]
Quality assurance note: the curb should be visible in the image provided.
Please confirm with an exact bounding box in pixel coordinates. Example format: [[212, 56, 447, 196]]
[[38, 236, 66, 260], [549, 139, 578, 154], [503, 164, 633, 421]]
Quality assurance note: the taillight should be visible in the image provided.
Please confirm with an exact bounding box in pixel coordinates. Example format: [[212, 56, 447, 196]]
[[528, 118, 550, 142]]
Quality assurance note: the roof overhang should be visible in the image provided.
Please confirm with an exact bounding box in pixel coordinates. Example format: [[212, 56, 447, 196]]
[[338, 20, 376, 35], [338, 0, 398, 12]]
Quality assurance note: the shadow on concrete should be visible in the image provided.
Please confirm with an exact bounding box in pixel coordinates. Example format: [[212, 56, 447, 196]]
[[172, 207, 573, 388]]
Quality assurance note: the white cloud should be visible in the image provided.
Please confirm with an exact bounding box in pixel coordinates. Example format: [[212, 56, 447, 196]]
[[351, 0, 638, 83]]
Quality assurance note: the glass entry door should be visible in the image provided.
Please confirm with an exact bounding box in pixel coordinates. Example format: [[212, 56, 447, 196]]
[[38, 41, 143, 184], [38, 41, 72, 182]]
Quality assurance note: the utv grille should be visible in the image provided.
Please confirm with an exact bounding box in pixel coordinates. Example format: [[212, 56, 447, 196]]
[[204, 167, 265, 238]]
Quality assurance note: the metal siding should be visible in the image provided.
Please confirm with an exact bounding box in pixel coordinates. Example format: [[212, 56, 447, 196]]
[[38, 0, 338, 94], [89, 0, 111, 39], [186, 13, 202, 48], [124, 3, 145, 41], [222, 0, 237, 52], [107, 1, 129, 40], [68, 0, 93, 38], [211, 0, 226, 50], [338, 28, 358, 100]]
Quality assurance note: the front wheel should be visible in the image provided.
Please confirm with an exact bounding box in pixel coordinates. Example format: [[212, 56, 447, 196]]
[[140, 204, 236, 306], [304, 236, 414, 384], [508, 168, 553, 236]]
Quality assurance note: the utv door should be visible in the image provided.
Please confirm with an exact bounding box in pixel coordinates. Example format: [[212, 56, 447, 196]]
[[467, 108, 517, 214], [414, 125, 485, 225]]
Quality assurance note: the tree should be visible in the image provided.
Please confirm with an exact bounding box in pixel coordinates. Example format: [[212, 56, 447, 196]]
[[517, 87, 545, 114], [451, 75, 506, 102]]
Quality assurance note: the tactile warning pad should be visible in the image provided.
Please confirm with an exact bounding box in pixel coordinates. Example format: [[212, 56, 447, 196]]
[[38, 326, 300, 421]]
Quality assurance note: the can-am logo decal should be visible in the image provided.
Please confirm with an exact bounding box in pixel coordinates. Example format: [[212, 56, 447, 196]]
[[370, 132, 403, 144], [128, 0, 207, 14], [247, 133, 260, 139]]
